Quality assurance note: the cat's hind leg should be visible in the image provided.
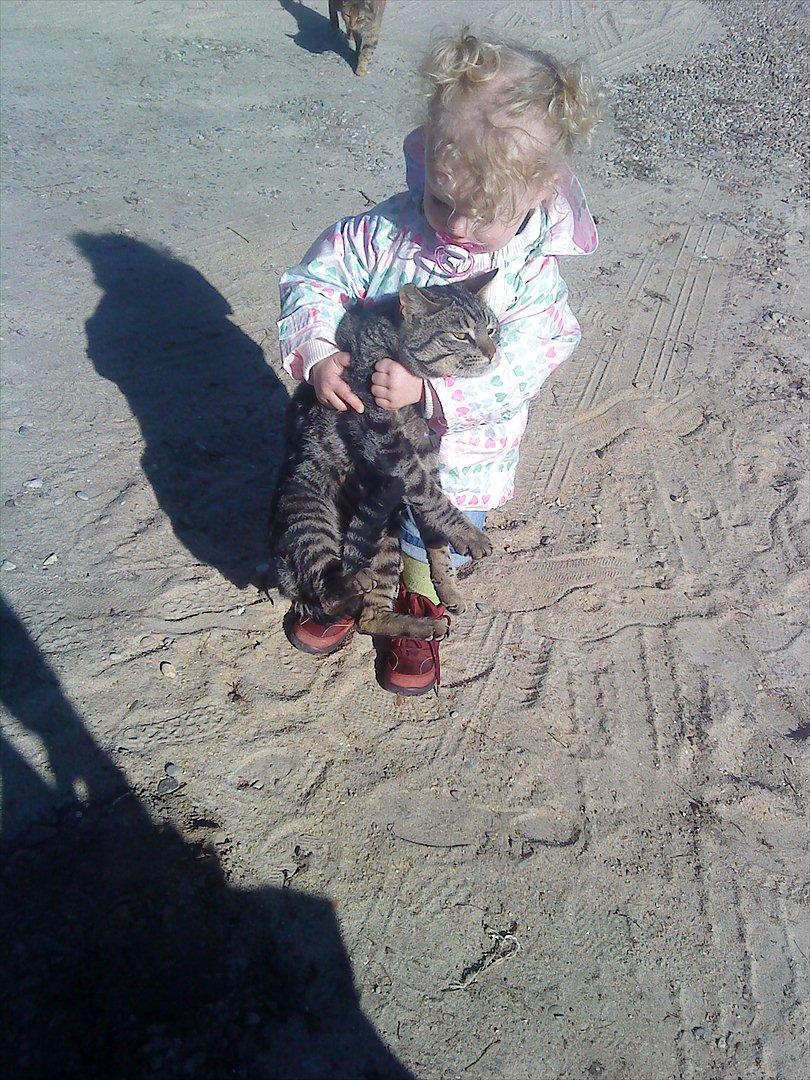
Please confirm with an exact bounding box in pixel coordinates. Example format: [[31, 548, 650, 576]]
[[316, 480, 403, 616], [342, 479, 405, 575], [277, 490, 364, 618]]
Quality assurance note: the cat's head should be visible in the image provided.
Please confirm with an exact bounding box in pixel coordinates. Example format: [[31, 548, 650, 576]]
[[339, 1, 377, 31], [397, 270, 500, 378]]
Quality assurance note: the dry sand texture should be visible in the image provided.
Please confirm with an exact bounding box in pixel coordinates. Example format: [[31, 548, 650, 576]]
[[1, 1, 808, 1077]]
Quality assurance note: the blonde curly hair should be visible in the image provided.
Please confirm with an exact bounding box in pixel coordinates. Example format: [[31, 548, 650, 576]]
[[421, 29, 601, 226]]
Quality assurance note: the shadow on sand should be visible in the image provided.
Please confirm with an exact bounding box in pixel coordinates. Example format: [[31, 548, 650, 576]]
[[278, 0, 356, 69], [73, 232, 289, 590], [0, 595, 412, 1078]]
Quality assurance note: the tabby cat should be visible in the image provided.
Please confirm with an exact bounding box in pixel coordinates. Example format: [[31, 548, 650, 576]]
[[270, 270, 499, 642], [328, 0, 387, 76]]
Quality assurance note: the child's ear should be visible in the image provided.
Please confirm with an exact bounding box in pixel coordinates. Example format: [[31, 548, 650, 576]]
[[460, 268, 499, 298], [399, 283, 441, 320]]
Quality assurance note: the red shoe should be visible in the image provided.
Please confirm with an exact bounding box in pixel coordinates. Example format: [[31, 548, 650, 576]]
[[383, 587, 450, 696], [286, 611, 355, 655]]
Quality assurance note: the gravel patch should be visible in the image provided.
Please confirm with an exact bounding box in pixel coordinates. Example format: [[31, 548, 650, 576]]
[[608, 0, 809, 195]]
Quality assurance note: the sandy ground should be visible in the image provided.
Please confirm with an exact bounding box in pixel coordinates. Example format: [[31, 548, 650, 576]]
[[1, 1, 808, 1077]]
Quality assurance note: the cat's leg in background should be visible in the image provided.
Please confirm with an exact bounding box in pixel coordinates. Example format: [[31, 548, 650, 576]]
[[328, 0, 340, 33], [353, 0, 386, 76], [354, 35, 373, 77], [320, 551, 381, 617]]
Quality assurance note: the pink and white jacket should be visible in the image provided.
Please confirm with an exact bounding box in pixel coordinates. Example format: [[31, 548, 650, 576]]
[[278, 128, 597, 509]]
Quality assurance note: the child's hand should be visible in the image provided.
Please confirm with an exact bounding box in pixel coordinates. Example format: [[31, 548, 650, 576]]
[[371, 357, 424, 410], [310, 352, 365, 413]]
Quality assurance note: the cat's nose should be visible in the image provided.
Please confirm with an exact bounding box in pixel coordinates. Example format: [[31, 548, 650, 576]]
[[482, 337, 496, 359]]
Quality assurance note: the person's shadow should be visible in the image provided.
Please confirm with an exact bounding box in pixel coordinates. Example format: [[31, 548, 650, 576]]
[[0, 594, 413, 1078], [73, 232, 289, 590], [278, 0, 356, 67]]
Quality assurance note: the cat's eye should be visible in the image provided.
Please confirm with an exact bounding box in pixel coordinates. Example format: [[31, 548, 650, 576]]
[[451, 331, 470, 340]]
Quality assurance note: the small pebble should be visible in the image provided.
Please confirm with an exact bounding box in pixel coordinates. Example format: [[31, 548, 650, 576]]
[[26, 478, 43, 490], [1, 559, 17, 572], [42, 553, 58, 567], [160, 660, 178, 679], [157, 776, 180, 796], [236, 605, 245, 616], [109, 652, 122, 662], [75, 490, 90, 501], [18, 422, 33, 435], [5, 498, 16, 508], [164, 762, 179, 779]]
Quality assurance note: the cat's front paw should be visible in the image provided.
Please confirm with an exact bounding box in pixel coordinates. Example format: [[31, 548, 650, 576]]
[[454, 527, 493, 561], [321, 567, 377, 616], [349, 568, 377, 594]]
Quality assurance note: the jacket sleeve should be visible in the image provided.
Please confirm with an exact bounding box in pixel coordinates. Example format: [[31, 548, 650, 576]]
[[277, 213, 380, 382], [427, 254, 582, 433]]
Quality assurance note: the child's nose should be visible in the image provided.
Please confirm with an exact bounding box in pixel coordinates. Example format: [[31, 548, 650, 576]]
[[447, 214, 468, 238]]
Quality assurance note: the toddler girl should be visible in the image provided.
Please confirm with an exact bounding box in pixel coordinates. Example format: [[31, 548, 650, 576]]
[[277, 29, 599, 695]]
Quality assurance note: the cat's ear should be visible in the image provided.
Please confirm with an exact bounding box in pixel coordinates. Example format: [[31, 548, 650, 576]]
[[399, 284, 441, 320], [460, 268, 499, 297]]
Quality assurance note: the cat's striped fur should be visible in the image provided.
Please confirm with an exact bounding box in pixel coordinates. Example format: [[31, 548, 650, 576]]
[[270, 271, 499, 641]]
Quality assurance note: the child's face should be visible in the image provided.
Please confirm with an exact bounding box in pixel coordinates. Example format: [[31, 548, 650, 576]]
[[423, 178, 542, 252]]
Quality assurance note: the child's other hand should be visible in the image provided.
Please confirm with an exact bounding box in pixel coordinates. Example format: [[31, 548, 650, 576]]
[[310, 352, 365, 413], [372, 357, 424, 410]]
